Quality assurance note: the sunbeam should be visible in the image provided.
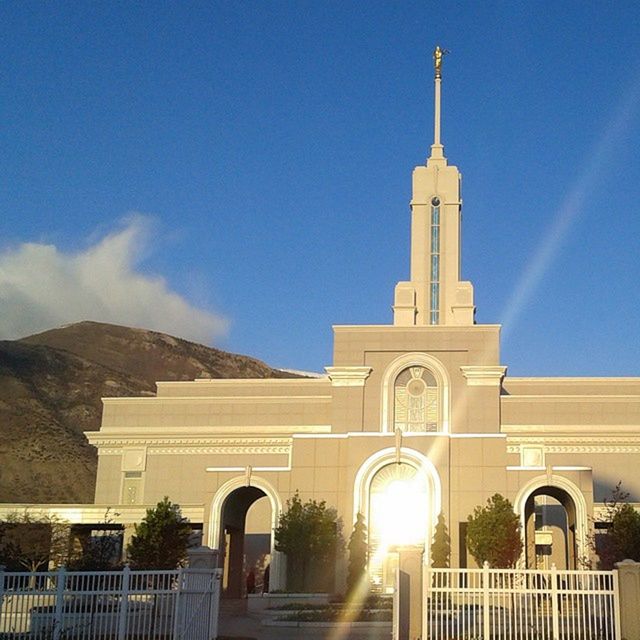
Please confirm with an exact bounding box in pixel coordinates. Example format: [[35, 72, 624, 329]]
[[499, 73, 640, 341]]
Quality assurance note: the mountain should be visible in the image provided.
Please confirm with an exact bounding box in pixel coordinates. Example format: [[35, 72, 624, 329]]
[[0, 321, 299, 504]]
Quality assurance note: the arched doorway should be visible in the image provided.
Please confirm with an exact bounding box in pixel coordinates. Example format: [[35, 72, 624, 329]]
[[369, 462, 430, 591], [524, 487, 577, 569], [210, 476, 284, 597], [219, 486, 268, 598], [515, 476, 588, 570], [353, 447, 441, 593]]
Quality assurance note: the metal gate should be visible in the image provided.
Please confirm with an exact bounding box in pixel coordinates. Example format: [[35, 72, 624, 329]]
[[424, 563, 620, 640], [174, 568, 222, 640]]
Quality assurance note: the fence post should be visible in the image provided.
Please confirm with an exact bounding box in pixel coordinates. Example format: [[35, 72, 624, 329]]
[[615, 559, 640, 640], [53, 565, 66, 640], [550, 564, 560, 640], [172, 566, 184, 640], [0, 565, 5, 611], [117, 565, 130, 640], [209, 570, 222, 640], [482, 562, 490, 640]]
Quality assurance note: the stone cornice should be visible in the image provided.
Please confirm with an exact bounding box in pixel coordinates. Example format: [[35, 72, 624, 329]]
[[502, 395, 640, 401], [460, 365, 507, 386], [103, 395, 331, 404], [502, 424, 640, 434], [325, 366, 372, 387], [507, 435, 640, 454], [332, 324, 502, 332], [89, 436, 295, 457], [86, 425, 331, 442], [157, 378, 329, 387], [505, 377, 640, 383]]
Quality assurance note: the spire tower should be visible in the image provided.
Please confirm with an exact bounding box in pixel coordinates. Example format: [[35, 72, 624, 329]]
[[392, 47, 475, 327]]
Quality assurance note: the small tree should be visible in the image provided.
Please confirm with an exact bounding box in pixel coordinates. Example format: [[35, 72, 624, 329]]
[[597, 482, 640, 569], [431, 513, 450, 568], [466, 494, 522, 568], [127, 497, 192, 569], [274, 491, 341, 592], [346, 512, 368, 596]]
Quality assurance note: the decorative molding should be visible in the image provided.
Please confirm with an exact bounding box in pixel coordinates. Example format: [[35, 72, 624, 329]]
[[86, 425, 331, 443], [157, 378, 329, 387], [502, 395, 640, 401], [103, 395, 331, 405], [206, 465, 290, 472], [325, 366, 372, 387], [460, 365, 507, 386], [121, 447, 147, 471], [148, 445, 291, 456], [507, 437, 640, 454], [505, 376, 640, 383], [502, 424, 640, 434], [547, 444, 640, 454], [332, 324, 501, 332], [92, 436, 292, 454]]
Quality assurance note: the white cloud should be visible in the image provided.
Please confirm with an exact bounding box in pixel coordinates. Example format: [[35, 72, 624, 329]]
[[0, 216, 229, 343]]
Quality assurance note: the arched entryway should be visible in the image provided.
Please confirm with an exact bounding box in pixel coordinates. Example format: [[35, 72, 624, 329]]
[[353, 447, 441, 592], [515, 476, 588, 570], [209, 476, 284, 597]]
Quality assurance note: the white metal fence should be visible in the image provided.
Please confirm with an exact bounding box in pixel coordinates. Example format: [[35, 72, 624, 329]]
[[0, 566, 222, 640], [424, 564, 620, 640]]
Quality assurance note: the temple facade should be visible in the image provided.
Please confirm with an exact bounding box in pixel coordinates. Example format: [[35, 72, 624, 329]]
[[81, 60, 640, 595]]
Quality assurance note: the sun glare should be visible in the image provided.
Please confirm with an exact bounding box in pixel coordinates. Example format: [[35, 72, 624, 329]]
[[372, 478, 428, 547]]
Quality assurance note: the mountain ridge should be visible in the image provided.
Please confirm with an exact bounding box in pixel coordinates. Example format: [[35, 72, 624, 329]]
[[0, 321, 300, 503]]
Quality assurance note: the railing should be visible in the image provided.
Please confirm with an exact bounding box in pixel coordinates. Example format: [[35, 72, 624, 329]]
[[0, 565, 222, 640], [424, 564, 620, 640]]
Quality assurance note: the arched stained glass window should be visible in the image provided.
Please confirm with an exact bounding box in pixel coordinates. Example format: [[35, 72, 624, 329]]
[[393, 366, 439, 432]]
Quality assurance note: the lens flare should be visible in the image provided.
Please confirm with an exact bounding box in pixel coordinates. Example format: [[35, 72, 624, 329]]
[[500, 77, 640, 341]]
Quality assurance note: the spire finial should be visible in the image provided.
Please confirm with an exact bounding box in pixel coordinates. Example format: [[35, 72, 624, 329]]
[[430, 45, 449, 160], [433, 45, 449, 79]]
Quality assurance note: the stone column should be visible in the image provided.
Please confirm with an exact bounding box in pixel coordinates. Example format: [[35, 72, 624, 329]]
[[121, 524, 136, 561], [616, 559, 640, 640], [393, 546, 424, 640], [269, 549, 286, 592], [187, 546, 219, 569]]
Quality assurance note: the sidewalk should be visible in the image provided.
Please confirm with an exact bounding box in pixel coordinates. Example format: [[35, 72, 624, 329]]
[[218, 610, 392, 640]]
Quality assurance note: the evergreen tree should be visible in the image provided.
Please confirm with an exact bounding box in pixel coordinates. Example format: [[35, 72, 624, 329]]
[[127, 497, 192, 569], [346, 512, 368, 595], [431, 513, 450, 568], [466, 494, 522, 568]]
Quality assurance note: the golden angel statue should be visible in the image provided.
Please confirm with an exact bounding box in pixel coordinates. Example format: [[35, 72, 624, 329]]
[[433, 45, 449, 78]]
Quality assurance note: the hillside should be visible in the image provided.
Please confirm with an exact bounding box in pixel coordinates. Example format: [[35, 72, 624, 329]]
[[0, 322, 298, 503]]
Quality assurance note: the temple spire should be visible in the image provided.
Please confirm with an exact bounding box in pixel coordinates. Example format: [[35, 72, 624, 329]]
[[393, 46, 475, 327], [430, 45, 448, 161]]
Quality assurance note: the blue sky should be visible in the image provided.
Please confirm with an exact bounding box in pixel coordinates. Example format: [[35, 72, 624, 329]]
[[2, 2, 640, 375]]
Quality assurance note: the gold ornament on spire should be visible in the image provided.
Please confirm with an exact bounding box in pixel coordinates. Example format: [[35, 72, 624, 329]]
[[433, 45, 449, 79]]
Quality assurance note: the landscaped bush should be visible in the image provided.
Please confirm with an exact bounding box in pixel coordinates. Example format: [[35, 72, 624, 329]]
[[275, 607, 392, 622]]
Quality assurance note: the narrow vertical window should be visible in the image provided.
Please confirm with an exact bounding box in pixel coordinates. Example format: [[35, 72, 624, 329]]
[[430, 197, 441, 324]]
